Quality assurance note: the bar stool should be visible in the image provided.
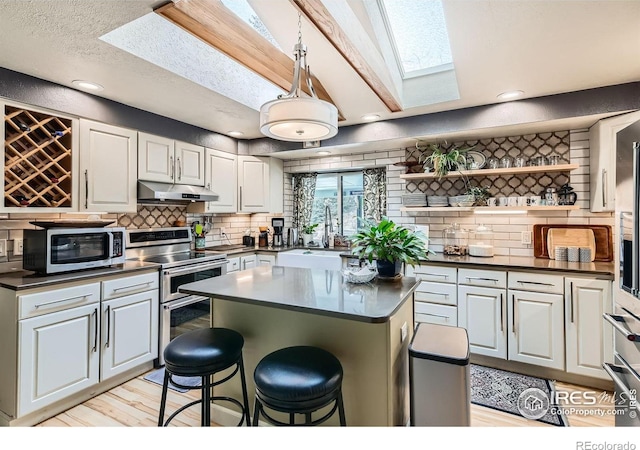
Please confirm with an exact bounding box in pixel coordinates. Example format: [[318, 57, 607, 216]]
[[158, 328, 251, 427], [252, 346, 346, 426]]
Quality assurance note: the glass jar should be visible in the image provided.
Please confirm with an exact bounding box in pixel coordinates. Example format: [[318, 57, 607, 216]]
[[532, 155, 547, 166], [500, 156, 513, 168], [442, 223, 469, 256], [547, 154, 560, 165], [487, 157, 499, 169], [469, 224, 494, 257], [514, 155, 528, 168]]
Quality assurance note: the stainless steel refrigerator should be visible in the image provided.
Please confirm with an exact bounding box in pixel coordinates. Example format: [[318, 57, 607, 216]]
[[604, 121, 640, 426]]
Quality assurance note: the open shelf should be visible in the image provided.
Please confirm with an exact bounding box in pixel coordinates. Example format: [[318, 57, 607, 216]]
[[399, 163, 579, 180], [400, 205, 581, 212]]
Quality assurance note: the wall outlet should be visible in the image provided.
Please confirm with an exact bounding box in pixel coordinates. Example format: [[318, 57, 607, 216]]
[[521, 230, 532, 245], [13, 238, 23, 256], [400, 322, 408, 343], [220, 227, 226, 236], [0, 239, 6, 257]]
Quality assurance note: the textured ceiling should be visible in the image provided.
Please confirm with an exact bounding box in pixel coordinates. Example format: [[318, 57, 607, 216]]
[[0, 0, 638, 142]]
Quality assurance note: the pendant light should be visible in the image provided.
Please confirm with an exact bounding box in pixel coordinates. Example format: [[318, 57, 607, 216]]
[[259, 13, 338, 142]]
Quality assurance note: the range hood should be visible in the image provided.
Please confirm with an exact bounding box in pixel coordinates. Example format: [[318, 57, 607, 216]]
[[137, 181, 219, 202]]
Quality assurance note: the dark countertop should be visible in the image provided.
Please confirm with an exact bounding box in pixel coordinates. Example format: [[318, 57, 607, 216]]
[[0, 261, 160, 291], [179, 266, 419, 323], [340, 252, 615, 277], [206, 245, 350, 256]]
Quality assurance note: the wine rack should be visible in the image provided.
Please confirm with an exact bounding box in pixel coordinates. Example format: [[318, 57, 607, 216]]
[[4, 105, 73, 208]]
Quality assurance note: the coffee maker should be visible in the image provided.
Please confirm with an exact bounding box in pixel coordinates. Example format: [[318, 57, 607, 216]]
[[271, 218, 284, 247]]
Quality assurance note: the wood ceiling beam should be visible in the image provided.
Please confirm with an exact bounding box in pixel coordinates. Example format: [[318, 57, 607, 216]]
[[291, 0, 402, 113], [155, 0, 344, 121]]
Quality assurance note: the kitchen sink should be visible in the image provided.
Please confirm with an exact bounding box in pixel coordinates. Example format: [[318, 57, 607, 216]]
[[277, 249, 343, 270]]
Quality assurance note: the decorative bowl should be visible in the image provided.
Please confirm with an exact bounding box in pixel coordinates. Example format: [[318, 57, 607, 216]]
[[342, 267, 377, 284]]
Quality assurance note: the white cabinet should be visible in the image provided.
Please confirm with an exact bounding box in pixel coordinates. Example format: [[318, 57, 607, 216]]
[[237, 155, 283, 213], [458, 285, 507, 359], [204, 148, 237, 213], [79, 119, 137, 213], [589, 111, 640, 212], [227, 257, 240, 273], [18, 286, 100, 416], [257, 254, 276, 266], [138, 132, 205, 186], [240, 255, 257, 270], [565, 277, 613, 379], [508, 289, 565, 370], [407, 264, 458, 327]]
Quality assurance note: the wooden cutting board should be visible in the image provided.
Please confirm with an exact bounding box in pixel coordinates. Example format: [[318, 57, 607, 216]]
[[533, 224, 613, 261], [547, 228, 596, 261]]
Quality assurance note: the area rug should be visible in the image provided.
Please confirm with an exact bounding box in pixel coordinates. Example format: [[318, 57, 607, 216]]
[[143, 367, 201, 393], [470, 364, 568, 426]]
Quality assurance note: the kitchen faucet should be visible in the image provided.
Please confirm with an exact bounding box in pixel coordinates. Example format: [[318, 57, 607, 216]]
[[322, 204, 333, 248]]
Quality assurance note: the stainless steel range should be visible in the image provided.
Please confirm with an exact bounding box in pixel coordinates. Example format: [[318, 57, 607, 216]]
[[126, 227, 228, 366]]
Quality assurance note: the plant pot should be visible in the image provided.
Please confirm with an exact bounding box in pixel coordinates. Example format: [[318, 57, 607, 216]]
[[302, 233, 313, 246], [376, 259, 402, 278]]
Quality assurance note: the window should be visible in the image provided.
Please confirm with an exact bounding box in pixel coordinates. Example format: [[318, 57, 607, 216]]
[[310, 172, 364, 240]]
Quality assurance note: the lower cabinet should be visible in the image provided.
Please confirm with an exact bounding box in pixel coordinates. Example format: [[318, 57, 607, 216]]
[[508, 289, 565, 370], [256, 254, 276, 266], [458, 285, 507, 360], [565, 277, 612, 379], [18, 301, 100, 416], [240, 255, 256, 270]]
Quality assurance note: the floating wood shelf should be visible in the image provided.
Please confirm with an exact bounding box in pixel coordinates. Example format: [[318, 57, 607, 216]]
[[399, 163, 579, 180], [400, 205, 581, 212], [4, 105, 73, 208]]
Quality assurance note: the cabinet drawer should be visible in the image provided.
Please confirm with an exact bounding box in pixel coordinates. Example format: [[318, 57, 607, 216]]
[[227, 257, 240, 273], [406, 265, 457, 284], [508, 271, 564, 294], [19, 282, 101, 319], [415, 281, 457, 306], [102, 272, 159, 301], [458, 268, 506, 288], [415, 302, 457, 327]]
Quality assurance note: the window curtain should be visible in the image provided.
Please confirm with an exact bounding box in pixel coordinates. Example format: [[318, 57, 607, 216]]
[[292, 173, 317, 229], [363, 167, 387, 222]]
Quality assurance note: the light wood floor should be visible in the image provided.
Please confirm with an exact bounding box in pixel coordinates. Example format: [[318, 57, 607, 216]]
[[36, 370, 615, 427]]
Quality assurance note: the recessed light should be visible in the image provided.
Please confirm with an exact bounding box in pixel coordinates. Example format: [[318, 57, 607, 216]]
[[317, 151, 331, 156], [361, 114, 381, 121], [497, 90, 524, 101], [71, 80, 104, 91], [228, 131, 244, 137]]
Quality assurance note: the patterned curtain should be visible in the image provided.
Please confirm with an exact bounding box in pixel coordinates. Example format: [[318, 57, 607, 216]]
[[292, 173, 317, 229], [363, 167, 387, 222]]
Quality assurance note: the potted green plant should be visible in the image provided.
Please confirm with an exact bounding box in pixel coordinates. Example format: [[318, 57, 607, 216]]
[[420, 144, 474, 178], [350, 217, 433, 278], [301, 223, 319, 246], [465, 185, 491, 206]]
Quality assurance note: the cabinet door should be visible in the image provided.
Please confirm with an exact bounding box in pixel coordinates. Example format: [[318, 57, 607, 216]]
[[238, 156, 269, 212], [565, 278, 613, 379], [205, 148, 237, 212], [240, 255, 257, 270], [138, 132, 174, 183], [101, 290, 159, 381], [18, 303, 100, 416], [458, 285, 507, 359], [257, 254, 276, 266], [589, 111, 640, 212], [79, 120, 137, 213], [175, 141, 205, 186], [508, 290, 565, 370], [227, 257, 240, 273]]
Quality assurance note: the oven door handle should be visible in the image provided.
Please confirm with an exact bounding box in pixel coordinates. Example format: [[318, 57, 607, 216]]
[[164, 261, 228, 276], [602, 362, 640, 414], [164, 295, 209, 311], [604, 313, 640, 342]]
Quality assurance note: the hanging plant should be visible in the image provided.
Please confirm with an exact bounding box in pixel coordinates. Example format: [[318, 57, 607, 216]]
[[420, 143, 475, 178]]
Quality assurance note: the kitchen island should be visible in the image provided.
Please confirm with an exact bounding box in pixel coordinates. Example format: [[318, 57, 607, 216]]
[[179, 266, 419, 426]]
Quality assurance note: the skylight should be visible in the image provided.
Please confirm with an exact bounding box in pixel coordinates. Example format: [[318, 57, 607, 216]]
[[378, 0, 453, 78], [220, 0, 281, 49]]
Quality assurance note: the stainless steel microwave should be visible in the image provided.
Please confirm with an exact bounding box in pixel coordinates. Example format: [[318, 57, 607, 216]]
[[23, 227, 126, 274]]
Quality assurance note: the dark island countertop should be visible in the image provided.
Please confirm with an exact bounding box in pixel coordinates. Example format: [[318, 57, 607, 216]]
[[0, 261, 160, 291], [179, 266, 419, 323]]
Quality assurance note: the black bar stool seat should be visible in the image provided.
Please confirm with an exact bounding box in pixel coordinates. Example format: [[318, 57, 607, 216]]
[[158, 328, 251, 427], [253, 346, 346, 426]]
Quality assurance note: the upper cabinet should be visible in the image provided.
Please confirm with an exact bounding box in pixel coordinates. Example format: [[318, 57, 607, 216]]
[[138, 132, 205, 186], [590, 111, 640, 212], [79, 119, 137, 213], [2, 101, 79, 211], [237, 155, 283, 213], [204, 148, 237, 213]]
